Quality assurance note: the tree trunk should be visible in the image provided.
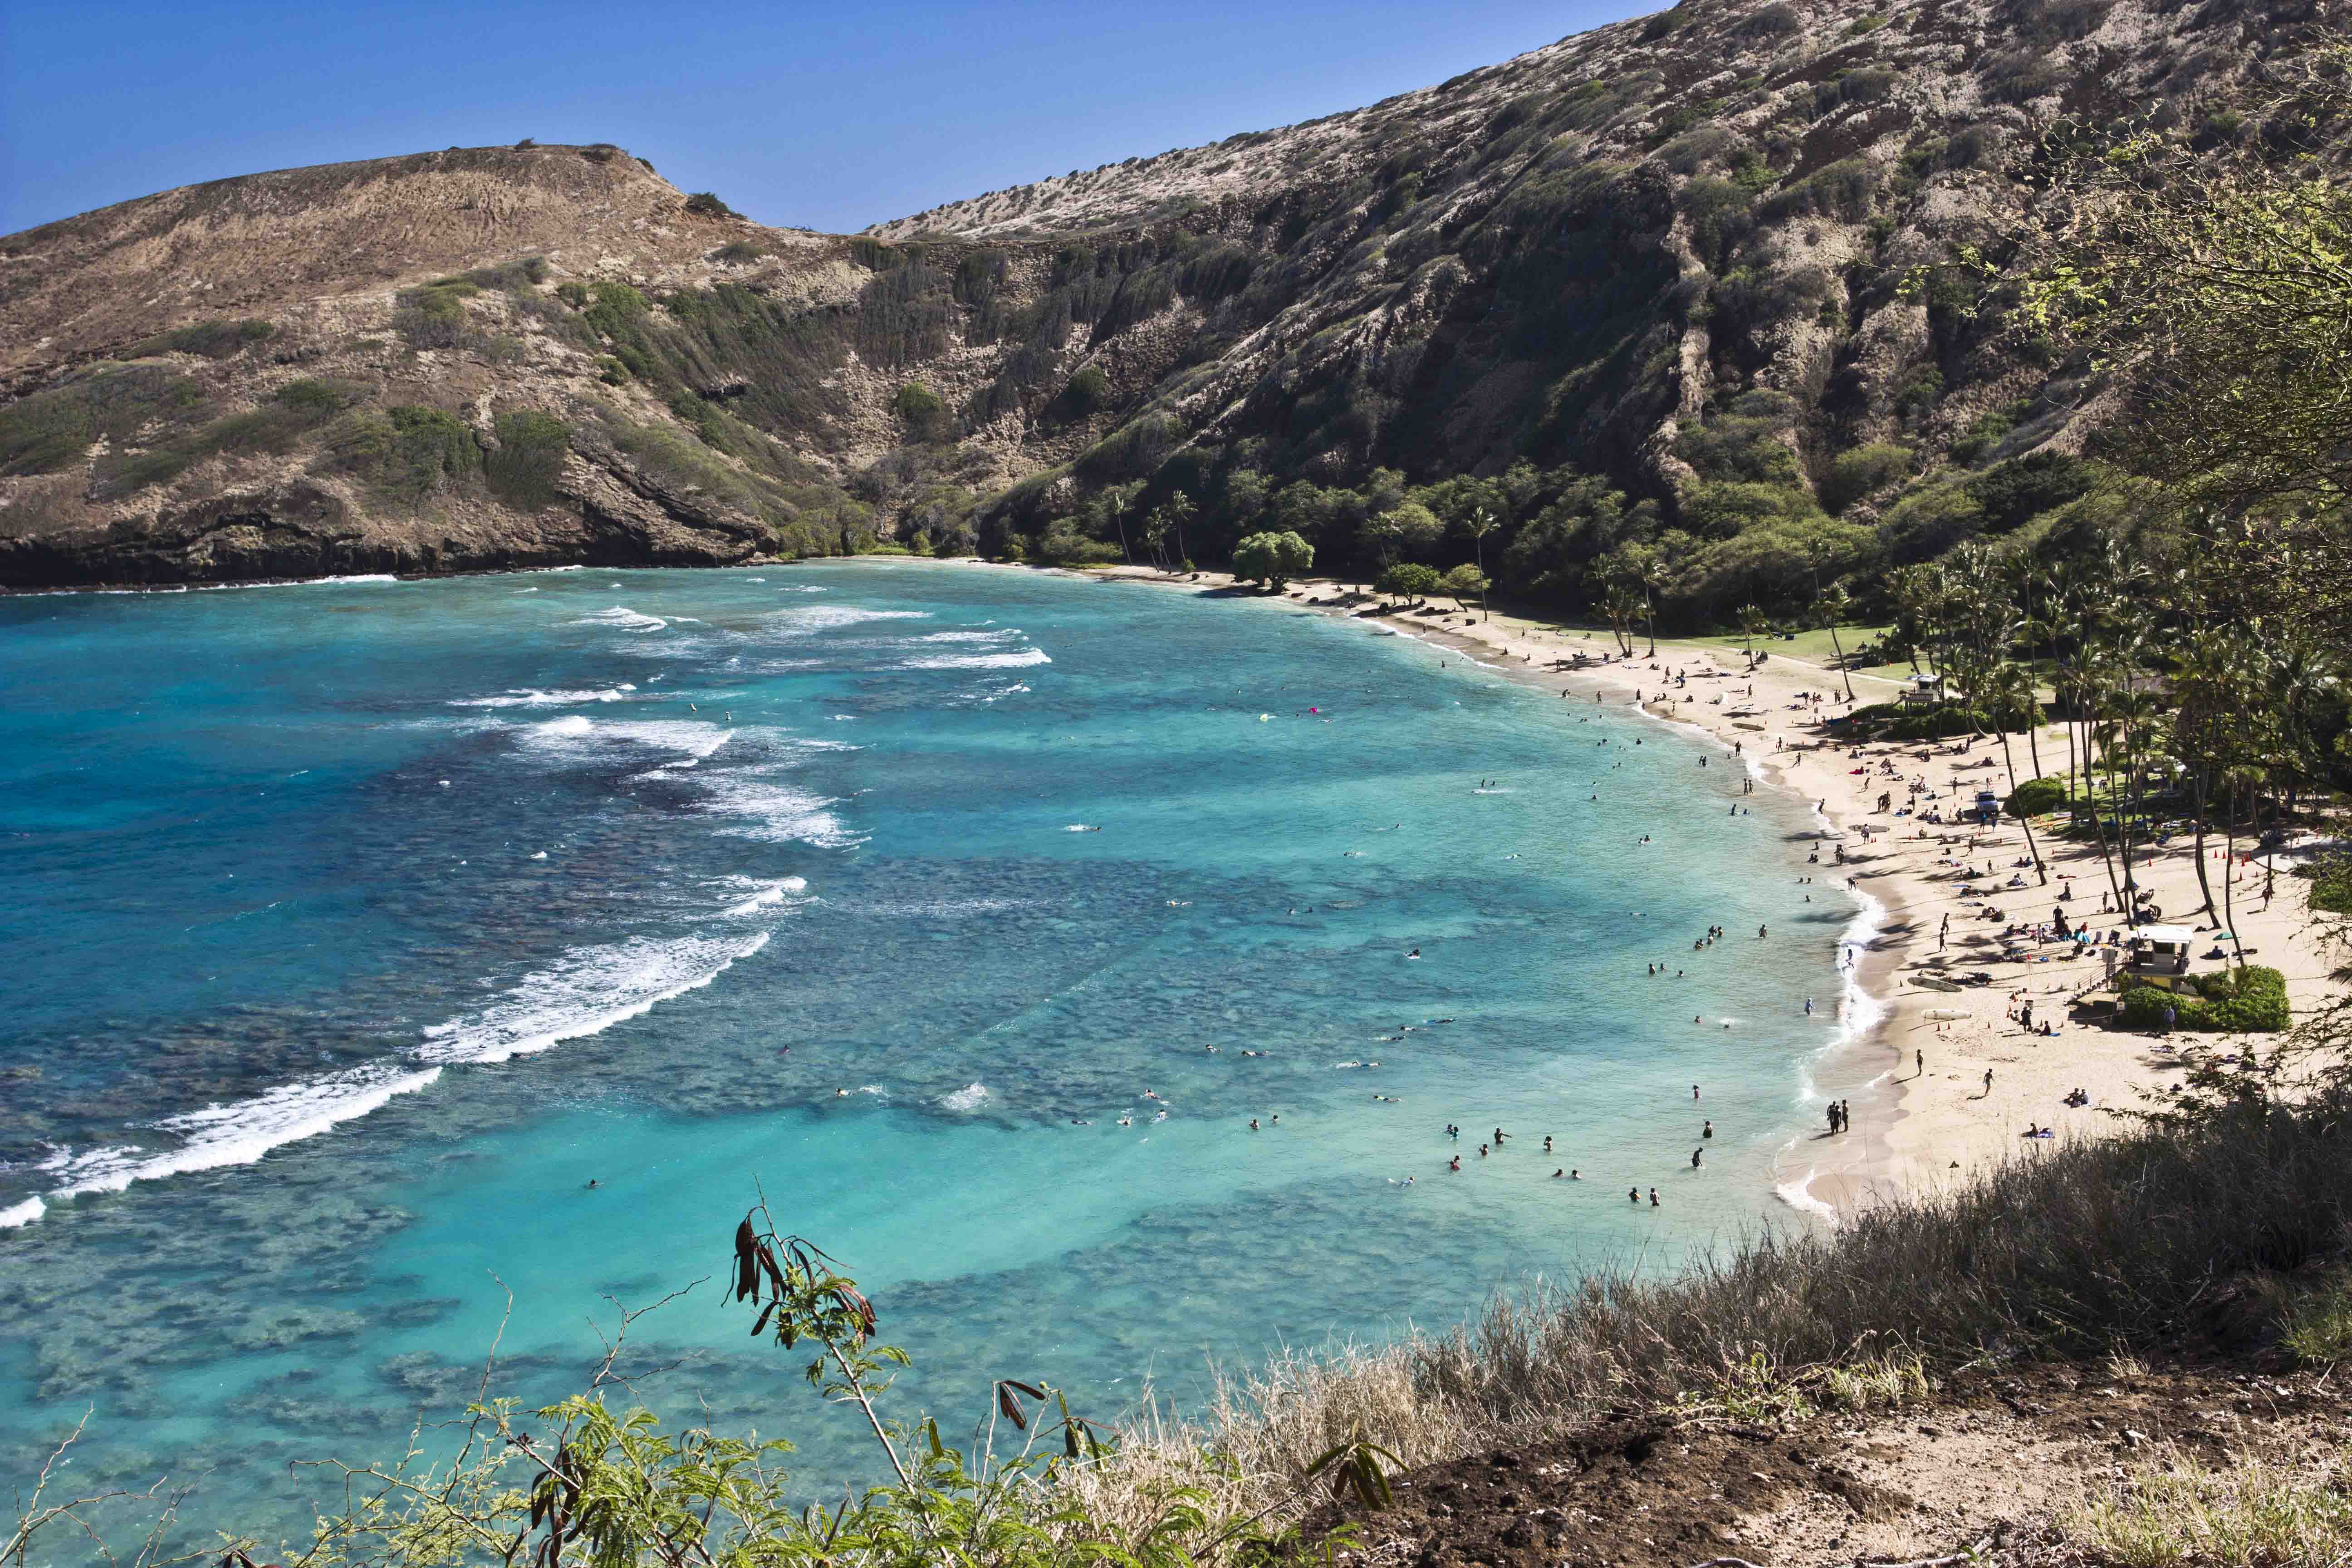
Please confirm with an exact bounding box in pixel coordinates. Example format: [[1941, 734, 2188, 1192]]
[[1826, 621, 1854, 702], [2188, 768, 2220, 921], [1997, 730, 2048, 884]]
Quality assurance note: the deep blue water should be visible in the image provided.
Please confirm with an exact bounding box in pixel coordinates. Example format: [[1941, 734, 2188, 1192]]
[[0, 563, 1852, 1551]]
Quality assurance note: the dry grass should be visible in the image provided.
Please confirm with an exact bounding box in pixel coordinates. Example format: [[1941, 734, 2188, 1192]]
[[2066, 1442, 2352, 1567], [1065, 1098, 2352, 1548]]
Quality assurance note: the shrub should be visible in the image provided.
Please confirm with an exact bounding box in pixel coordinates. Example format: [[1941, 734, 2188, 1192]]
[[892, 380, 949, 440], [127, 317, 275, 359], [458, 257, 548, 293], [684, 192, 736, 218], [2304, 854, 2352, 915], [94, 377, 367, 497], [1820, 443, 1913, 514], [2006, 777, 2068, 817], [1842, 701, 1989, 740], [0, 362, 206, 477], [1758, 157, 1876, 224], [321, 405, 481, 505], [712, 240, 765, 264], [1050, 363, 1110, 422], [393, 279, 480, 349], [2119, 966, 2289, 1034], [484, 409, 570, 510], [1966, 450, 2097, 533]]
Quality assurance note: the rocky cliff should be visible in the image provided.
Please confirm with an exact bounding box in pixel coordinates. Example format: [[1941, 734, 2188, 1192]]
[[0, 0, 2331, 591]]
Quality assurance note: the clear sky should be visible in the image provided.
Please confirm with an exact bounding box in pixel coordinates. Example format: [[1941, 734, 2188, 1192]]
[[1, 0, 1652, 238]]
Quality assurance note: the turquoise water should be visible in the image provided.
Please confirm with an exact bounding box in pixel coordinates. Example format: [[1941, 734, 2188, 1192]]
[[0, 563, 1849, 1550]]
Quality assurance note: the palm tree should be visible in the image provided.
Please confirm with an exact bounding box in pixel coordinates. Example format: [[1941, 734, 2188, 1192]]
[[1985, 663, 2050, 885], [1813, 582, 1857, 703], [1463, 506, 1501, 623], [1635, 551, 1667, 655], [1736, 603, 1772, 668], [1161, 492, 1196, 571], [1604, 583, 1641, 655]]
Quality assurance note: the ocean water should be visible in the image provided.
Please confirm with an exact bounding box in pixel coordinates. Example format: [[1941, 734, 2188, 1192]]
[[0, 563, 1855, 1550]]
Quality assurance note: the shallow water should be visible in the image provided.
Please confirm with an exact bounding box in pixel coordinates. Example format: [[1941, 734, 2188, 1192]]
[[0, 563, 1850, 1548]]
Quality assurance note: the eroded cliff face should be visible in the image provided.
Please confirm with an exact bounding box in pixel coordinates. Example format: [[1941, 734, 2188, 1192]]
[[0, 0, 2333, 588]]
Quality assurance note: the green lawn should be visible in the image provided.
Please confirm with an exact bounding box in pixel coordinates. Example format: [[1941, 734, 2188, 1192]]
[[1680, 624, 1902, 671]]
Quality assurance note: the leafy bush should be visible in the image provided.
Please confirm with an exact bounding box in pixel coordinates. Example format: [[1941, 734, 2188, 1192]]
[[457, 256, 549, 293], [684, 191, 736, 218], [712, 240, 765, 264], [2305, 854, 2352, 915], [1820, 443, 1913, 514], [393, 279, 481, 349], [2006, 777, 2068, 817], [1758, 157, 1875, 224], [94, 378, 366, 497], [484, 409, 570, 510], [1966, 450, 2097, 533], [1677, 178, 1754, 268], [1842, 701, 1989, 740], [127, 317, 275, 359], [321, 405, 481, 504], [1049, 364, 1110, 423], [0, 362, 206, 477], [2119, 966, 2289, 1033]]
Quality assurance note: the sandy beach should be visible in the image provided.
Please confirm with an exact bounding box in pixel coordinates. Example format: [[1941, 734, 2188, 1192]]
[[1068, 561, 2343, 1219]]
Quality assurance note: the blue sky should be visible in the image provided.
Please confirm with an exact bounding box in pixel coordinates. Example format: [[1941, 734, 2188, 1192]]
[[1, 0, 1650, 237]]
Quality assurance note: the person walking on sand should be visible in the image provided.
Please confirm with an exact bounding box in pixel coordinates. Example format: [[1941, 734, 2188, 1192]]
[[1983, 1068, 1995, 1096], [1916, 1048, 1924, 1078]]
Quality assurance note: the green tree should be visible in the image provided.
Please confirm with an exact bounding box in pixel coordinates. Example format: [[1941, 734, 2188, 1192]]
[[1440, 562, 1489, 612], [1736, 603, 1773, 667], [1375, 561, 1441, 605], [1232, 529, 1313, 590]]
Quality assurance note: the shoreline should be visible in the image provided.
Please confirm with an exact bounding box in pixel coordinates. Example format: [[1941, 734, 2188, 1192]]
[[1073, 562, 2341, 1221]]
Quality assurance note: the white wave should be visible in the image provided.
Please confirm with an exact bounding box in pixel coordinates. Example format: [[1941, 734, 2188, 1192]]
[[193, 573, 402, 592], [917, 630, 1017, 643], [39, 1063, 446, 1206], [782, 585, 827, 593], [572, 606, 669, 632], [721, 876, 809, 917], [1774, 1166, 1840, 1225], [519, 716, 735, 761], [420, 931, 770, 1064], [451, 687, 639, 709], [0, 1196, 47, 1229], [695, 774, 859, 848], [897, 646, 1052, 671], [941, 1083, 990, 1112], [761, 605, 931, 634]]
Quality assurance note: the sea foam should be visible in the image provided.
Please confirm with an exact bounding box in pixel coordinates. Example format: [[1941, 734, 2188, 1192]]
[[451, 687, 639, 709], [39, 1062, 446, 1204], [419, 931, 770, 1064]]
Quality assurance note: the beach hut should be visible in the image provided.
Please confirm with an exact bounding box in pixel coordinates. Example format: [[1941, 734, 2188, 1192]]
[[2123, 923, 2197, 976], [1897, 673, 1948, 706]]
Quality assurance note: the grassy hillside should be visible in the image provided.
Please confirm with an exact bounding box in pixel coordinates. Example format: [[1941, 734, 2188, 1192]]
[[0, 0, 2341, 611]]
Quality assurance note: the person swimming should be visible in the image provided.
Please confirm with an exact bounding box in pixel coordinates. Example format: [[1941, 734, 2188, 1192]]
[[1449, 1156, 1461, 1171], [1248, 1118, 1259, 1130], [1691, 1148, 1703, 1168]]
